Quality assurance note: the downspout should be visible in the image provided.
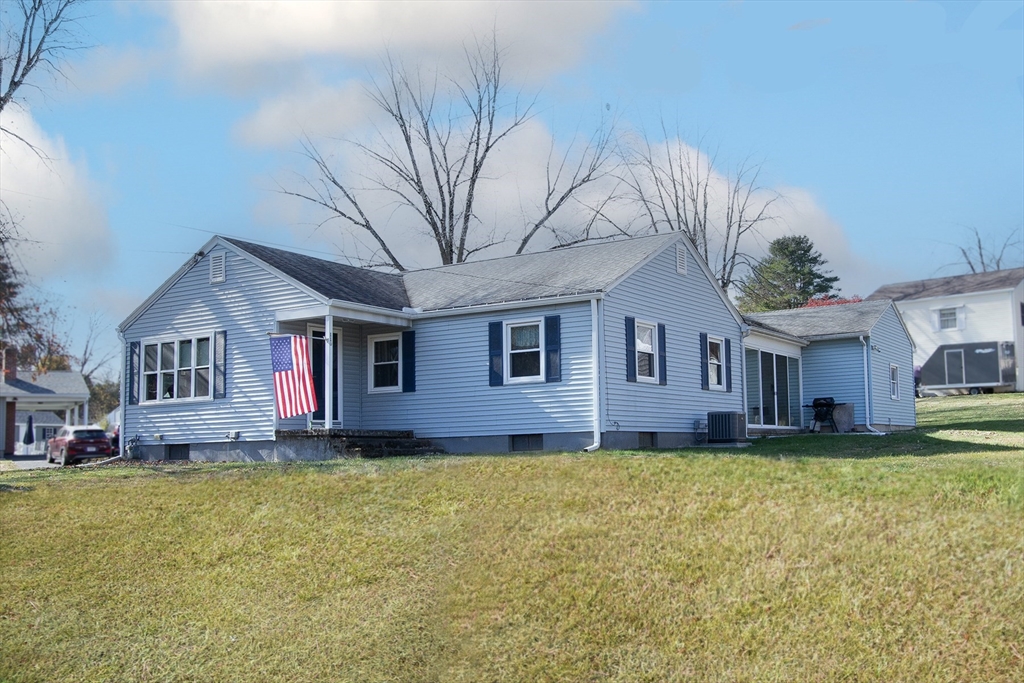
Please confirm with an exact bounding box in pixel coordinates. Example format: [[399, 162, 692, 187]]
[[740, 324, 750, 438], [860, 336, 883, 434], [584, 297, 602, 452]]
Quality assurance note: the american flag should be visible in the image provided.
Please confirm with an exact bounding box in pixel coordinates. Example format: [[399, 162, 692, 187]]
[[270, 335, 317, 419]]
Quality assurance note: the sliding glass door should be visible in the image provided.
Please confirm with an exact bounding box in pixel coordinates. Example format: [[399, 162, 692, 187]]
[[746, 349, 800, 427]]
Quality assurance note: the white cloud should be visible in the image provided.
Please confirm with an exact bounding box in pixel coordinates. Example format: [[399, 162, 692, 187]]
[[1, 108, 113, 281], [64, 45, 164, 96], [235, 80, 375, 148], [167, 1, 632, 81]]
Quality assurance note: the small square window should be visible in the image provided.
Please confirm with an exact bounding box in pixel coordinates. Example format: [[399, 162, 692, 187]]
[[939, 308, 957, 330]]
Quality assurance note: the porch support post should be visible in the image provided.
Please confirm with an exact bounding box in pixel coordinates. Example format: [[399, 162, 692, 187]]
[[83, 401, 89, 425], [324, 314, 334, 430]]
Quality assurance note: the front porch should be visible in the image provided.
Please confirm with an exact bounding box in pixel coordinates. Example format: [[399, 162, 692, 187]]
[[273, 302, 413, 432]]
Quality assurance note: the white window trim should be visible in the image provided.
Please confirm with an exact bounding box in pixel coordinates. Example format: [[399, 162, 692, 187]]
[[890, 364, 900, 400], [140, 332, 215, 404], [707, 335, 726, 391], [367, 333, 402, 394], [634, 319, 659, 384], [504, 318, 545, 384], [935, 305, 966, 331]]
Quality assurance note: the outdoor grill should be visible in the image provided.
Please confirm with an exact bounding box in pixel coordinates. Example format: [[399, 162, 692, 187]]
[[805, 397, 838, 433]]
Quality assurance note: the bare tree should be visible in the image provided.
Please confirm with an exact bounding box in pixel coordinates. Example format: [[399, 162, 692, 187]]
[[76, 311, 116, 383], [283, 38, 615, 270], [0, 0, 84, 157], [950, 226, 1022, 274], [1, 0, 85, 368], [620, 123, 780, 291]]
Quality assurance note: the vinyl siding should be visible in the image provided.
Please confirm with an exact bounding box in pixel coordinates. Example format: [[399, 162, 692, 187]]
[[869, 306, 916, 427], [801, 339, 866, 425], [895, 289, 1017, 369], [354, 302, 595, 437], [122, 246, 320, 444], [602, 245, 743, 432]]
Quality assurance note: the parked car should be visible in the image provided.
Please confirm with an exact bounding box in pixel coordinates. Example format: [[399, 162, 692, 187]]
[[47, 425, 112, 466]]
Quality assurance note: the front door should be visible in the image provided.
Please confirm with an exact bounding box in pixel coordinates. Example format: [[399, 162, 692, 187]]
[[309, 329, 340, 425], [945, 349, 965, 385]]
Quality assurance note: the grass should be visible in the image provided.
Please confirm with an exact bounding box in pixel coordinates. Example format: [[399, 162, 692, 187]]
[[1, 395, 1021, 682]]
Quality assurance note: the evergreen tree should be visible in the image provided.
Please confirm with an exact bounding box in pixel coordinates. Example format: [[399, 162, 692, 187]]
[[737, 235, 840, 312]]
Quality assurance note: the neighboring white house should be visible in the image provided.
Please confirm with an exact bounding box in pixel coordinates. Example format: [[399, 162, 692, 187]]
[[13, 411, 64, 456], [1, 359, 91, 456], [867, 268, 1024, 393]]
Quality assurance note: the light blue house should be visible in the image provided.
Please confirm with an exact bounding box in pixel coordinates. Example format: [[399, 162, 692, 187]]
[[743, 300, 916, 432], [118, 233, 747, 460]]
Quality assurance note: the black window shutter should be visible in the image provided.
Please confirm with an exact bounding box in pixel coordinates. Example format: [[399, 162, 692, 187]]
[[214, 330, 227, 399], [488, 321, 503, 386], [658, 324, 667, 386], [724, 338, 733, 393], [127, 342, 140, 405], [402, 330, 416, 392], [699, 332, 709, 390], [625, 317, 637, 382], [545, 315, 561, 383]]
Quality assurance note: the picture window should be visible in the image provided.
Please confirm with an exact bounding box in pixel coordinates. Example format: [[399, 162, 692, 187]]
[[142, 336, 212, 402]]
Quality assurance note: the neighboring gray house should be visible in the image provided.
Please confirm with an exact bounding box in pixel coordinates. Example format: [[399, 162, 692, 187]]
[[1, 364, 91, 456], [119, 233, 747, 460], [868, 268, 1024, 393], [744, 300, 916, 432]]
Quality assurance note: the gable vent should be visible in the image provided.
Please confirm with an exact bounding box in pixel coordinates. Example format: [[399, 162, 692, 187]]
[[675, 243, 687, 275], [210, 253, 226, 284]]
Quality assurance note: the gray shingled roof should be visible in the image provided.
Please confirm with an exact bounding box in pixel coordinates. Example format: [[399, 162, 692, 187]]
[[1, 371, 90, 398], [403, 234, 679, 310], [743, 300, 892, 341], [867, 267, 1024, 302], [228, 233, 680, 312], [15, 410, 63, 425], [225, 238, 410, 310]]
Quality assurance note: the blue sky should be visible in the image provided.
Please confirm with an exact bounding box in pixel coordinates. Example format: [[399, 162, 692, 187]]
[[2, 0, 1022, 378]]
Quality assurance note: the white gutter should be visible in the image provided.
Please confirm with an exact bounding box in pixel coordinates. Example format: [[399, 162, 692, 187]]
[[584, 297, 602, 452], [860, 336, 883, 434], [412, 292, 605, 319]]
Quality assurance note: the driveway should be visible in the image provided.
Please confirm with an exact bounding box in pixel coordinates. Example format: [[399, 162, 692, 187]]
[[2, 455, 60, 471]]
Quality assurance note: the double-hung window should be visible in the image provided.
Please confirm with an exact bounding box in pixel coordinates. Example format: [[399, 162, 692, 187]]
[[635, 321, 658, 383], [707, 336, 725, 390], [368, 334, 401, 392], [505, 320, 543, 383], [142, 336, 211, 402], [890, 364, 900, 400], [938, 308, 957, 330]]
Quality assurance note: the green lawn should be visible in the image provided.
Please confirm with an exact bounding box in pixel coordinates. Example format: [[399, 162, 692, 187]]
[[1, 395, 1021, 682]]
